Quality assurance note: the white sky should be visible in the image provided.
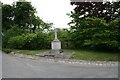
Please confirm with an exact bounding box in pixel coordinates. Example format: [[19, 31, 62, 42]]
[[1, 0, 75, 28]]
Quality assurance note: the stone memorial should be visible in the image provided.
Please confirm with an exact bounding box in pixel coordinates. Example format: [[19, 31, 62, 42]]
[[50, 28, 62, 56], [51, 28, 61, 50], [36, 28, 63, 58]]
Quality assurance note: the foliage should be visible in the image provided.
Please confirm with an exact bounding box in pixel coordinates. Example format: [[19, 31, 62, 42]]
[[2, 1, 53, 49], [69, 1, 120, 52], [2, 1, 53, 33], [2, 26, 23, 48], [69, 17, 120, 51], [57, 29, 71, 49], [2, 1, 120, 53], [14, 2, 36, 30], [7, 32, 50, 50], [2, 4, 14, 32], [70, 1, 120, 22]]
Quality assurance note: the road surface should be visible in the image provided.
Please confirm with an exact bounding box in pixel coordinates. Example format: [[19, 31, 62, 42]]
[[2, 52, 118, 78]]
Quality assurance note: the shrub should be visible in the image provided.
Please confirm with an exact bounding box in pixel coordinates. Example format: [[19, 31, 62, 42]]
[[7, 32, 50, 50], [2, 26, 23, 48], [8, 35, 26, 49], [2, 49, 13, 54]]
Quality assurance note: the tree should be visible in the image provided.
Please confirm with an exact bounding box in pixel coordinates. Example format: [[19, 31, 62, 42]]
[[14, 2, 36, 30], [2, 4, 14, 32], [2, 1, 53, 33], [2, 1, 53, 49], [70, 1, 120, 22], [2, 1, 36, 32], [69, 17, 120, 51], [68, 1, 120, 51]]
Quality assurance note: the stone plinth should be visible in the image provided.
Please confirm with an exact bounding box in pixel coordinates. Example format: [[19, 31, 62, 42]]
[[51, 39, 61, 50]]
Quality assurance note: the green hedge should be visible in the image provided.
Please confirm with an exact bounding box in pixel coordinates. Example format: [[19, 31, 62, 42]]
[[7, 32, 51, 50]]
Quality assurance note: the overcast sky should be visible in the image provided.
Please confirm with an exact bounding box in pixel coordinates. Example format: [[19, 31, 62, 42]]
[[1, 0, 75, 28]]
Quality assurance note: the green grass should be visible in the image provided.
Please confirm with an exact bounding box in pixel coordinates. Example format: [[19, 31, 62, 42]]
[[13, 49, 48, 55], [3, 49, 48, 55], [64, 49, 118, 61]]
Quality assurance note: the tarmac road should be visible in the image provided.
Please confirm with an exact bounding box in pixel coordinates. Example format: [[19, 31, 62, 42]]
[[2, 52, 118, 78]]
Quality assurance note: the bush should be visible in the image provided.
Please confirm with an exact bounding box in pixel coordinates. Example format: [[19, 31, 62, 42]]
[[2, 26, 23, 48], [7, 32, 50, 50], [2, 49, 13, 54], [8, 35, 26, 49]]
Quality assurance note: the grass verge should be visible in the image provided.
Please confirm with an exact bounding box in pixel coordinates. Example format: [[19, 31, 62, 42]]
[[2, 49, 48, 55], [64, 49, 118, 61]]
